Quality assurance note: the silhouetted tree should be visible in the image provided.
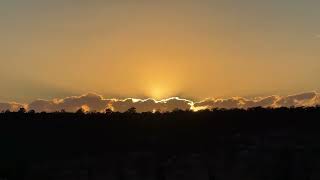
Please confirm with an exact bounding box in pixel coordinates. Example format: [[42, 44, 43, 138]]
[[0, 106, 319, 179], [89, 110, 97, 114], [76, 108, 85, 114], [126, 107, 137, 114], [105, 108, 113, 115], [172, 108, 184, 113], [154, 109, 161, 115], [18, 107, 26, 113], [27, 110, 35, 114]]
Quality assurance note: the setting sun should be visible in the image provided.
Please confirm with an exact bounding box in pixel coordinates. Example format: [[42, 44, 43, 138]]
[[148, 85, 171, 100], [1, 1, 320, 179]]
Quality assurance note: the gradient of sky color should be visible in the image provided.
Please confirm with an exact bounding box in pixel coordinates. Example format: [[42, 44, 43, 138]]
[[1, 0, 320, 103]]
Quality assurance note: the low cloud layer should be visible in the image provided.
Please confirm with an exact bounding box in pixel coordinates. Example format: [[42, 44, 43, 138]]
[[28, 93, 112, 112], [193, 92, 320, 110], [0, 92, 319, 112], [26, 93, 193, 113], [0, 102, 26, 112]]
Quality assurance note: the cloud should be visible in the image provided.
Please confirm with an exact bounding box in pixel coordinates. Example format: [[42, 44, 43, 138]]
[[243, 95, 280, 108], [28, 93, 112, 112], [193, 92, 319, 110], [275, 92, 318, 107], [316, 95, 320, 105], [111, 97, 193, 112], [1, 92, 319, 112], [192, 96, 280, 110], [0, 102, 26, 112], [27, 93, 193, 113], [193, 97, 245, 110]]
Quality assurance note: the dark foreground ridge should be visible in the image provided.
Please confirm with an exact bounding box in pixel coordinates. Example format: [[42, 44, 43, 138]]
[[1, 107, 320, 179]]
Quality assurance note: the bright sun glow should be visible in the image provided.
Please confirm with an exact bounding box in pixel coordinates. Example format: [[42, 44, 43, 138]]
[[149, 85, 172, 100], [150, 88, 165, 100]]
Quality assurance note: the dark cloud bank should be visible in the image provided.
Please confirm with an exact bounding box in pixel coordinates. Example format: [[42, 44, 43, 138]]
[[1, 92, 319, 112]]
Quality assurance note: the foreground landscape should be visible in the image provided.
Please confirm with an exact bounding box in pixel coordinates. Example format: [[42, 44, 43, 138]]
[[1, 107, 320, 180]]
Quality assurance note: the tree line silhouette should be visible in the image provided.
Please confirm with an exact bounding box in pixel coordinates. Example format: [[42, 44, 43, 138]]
[[1, 106, 320, 179]]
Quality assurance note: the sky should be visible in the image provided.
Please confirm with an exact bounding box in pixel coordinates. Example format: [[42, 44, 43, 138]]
[[0, 0, 320, 110]]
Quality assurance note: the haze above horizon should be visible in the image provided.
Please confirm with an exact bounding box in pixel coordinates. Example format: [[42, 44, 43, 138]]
[[1, 1, 319, 102]]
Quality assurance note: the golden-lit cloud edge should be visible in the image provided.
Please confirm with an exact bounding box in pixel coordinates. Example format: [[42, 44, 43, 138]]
[[0, 92, 319, 112]]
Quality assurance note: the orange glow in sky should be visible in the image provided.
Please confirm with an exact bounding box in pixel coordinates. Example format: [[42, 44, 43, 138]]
[[0, 1, 319, 102]]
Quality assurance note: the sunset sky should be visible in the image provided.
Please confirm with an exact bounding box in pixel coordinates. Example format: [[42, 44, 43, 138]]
[[1, 1, 320, 109]]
